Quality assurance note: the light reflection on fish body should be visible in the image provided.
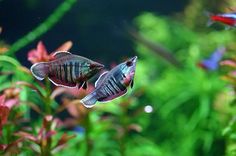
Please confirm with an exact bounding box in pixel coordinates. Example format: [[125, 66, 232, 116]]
[[80, 56, 137, 108], [30, 51, 104, 89]]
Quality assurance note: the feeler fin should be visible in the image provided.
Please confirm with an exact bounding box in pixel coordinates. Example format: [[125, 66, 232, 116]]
[[130, 79, 134, 88], [82, 82, 88, 90]]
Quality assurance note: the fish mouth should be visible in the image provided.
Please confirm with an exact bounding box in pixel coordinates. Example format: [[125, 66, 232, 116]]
[[129, 56, 138, 63]]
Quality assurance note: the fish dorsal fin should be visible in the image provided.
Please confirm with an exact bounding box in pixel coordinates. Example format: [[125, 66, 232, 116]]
[[95, 71, 108, 87], [53, 51, 72, 59]]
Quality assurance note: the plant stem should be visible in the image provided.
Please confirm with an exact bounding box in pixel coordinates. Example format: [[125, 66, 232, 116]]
[[40, 79, 52, 155], [119, 106, 128, 156], [44, 79, 52, 115], [40, 122, 52, 156], [84, 111, 91, 156], [7, 0, 77, 55], [119, 136, 126, 156]]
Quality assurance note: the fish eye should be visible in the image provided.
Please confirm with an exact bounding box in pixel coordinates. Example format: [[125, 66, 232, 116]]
[[126, 61, 133, 67]]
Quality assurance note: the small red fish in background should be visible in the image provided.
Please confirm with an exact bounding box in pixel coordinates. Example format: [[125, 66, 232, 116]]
[[206, 11, 236, 28]]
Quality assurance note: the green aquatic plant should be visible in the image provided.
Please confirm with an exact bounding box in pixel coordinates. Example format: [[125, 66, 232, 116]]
[[132, 12, 233, 156], [220, 55, 236, 155]]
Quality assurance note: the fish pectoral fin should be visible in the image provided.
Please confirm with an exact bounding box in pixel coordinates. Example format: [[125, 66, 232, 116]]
[[130, 79, 134, 88], [82, 82, 88, 90], [95, 71, 108, 87], [53, 51, 72, 59]]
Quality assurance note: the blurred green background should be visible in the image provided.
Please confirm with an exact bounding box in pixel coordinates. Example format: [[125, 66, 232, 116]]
[[1, 0, 236, 156]]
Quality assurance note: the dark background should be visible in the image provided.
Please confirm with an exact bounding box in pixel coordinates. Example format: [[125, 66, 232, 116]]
[[0, 0, 188, 67]]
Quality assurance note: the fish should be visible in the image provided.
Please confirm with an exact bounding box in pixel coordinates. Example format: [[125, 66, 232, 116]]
[[80, 56, 137, 108], [198, 46, 225, 71], [30, 51, 104, 89], [206, 11, 236, 28]]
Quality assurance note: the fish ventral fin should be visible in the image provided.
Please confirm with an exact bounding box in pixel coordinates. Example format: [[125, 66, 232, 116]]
[[95, 71, 108, 87], [53, 51, 72, 59], [130, 79, 134, 88], [77, 82, 87, 90], [80, 92, 98, 108], [82, 82, 88, 90]]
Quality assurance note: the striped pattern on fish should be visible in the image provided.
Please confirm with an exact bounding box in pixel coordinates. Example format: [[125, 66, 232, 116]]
[[30, 51, 104, 89], [81, 56, 137, 108]]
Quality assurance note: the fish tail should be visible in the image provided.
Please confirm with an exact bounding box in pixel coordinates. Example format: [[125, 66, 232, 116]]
[[30, 62, 49, 80], [204, 10, 214, 26], [80, 92, 98, 108]]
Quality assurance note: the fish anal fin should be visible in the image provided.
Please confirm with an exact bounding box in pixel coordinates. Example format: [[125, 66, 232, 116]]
[[95, 71, 108, 87], [53, 51, 72, 59], [48, 76, 76, 88], [98, 89, 127, 102]]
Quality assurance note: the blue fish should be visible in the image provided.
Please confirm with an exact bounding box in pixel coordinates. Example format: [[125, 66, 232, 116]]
[[198, 46, 225, 70], [30, 51, 104, 89], [80, 56, 137, 108]]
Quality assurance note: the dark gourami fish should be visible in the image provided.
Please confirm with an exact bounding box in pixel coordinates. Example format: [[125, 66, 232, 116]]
[[80, 56, 137, 108], [207, 11, 236, 28], [30, 51, 104, 89]]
